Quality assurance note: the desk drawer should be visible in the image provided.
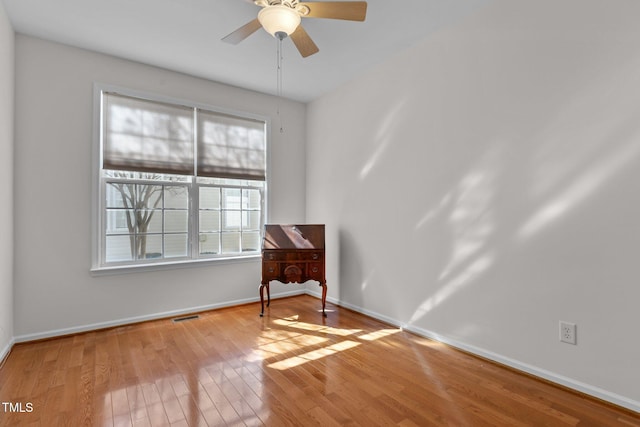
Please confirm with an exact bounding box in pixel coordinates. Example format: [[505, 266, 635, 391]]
[[263, 251, 324, 262], [262, 262, 280, 280], [307, 252, 323, 261], [307, 263, 324, 280]]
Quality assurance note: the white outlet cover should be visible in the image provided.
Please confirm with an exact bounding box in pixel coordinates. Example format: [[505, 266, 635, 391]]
[[560, 321, 577, 345]]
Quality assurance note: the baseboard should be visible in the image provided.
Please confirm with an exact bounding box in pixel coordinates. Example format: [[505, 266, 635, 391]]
[[314, 292, 640, 414], [0, 337, 15, 368], [14, 289, 305, 343]]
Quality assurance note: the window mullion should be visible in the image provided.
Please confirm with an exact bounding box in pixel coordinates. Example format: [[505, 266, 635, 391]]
[[190, 179, 198, 259], [161, 185, 165, 261], [191, 108, 199, 260]]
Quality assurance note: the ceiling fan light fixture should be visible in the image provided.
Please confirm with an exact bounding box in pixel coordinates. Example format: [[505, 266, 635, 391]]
[[258, 5, 301, 37]]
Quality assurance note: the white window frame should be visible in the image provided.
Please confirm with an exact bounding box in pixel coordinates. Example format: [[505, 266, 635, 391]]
[[91, 84, 270, 274]]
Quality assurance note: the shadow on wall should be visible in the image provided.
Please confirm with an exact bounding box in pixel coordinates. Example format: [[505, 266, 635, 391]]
[[406, 60, 640, 328], [333, 20, 640, 338], [338, 113, 640, 340], [410, 149, 499, 324], [517, 110, 640, 241], [337, 229, 364, 309]]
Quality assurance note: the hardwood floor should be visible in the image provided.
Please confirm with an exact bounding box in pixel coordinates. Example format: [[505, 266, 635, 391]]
[[1, 295, 638, 426]]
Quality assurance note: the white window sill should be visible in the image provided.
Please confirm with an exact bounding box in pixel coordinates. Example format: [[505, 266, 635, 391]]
[[90, 254, 261, 276]]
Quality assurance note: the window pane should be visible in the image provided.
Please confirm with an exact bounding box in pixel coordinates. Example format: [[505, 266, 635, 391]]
[[105, 235, 134, 262], [243, 189, 261, 210], [138, 235, 162, 259], [138, 210, 162, 234], [106, 183, 132, 208], [199, 211, 220, 232], [200, 187, 220, 210], [222, 188, 241, 210], [165, 234, 188, 258], [137, 184, 163, 209], [165, 186, 188, 209], [199, 233, 220, 255], [103, 180, 263, 264], [165, 210, 188, 233], [242, 211, 260, 230], [242, 231, 261, 252], [222, 211, 241, 231], [221, 232, 240, 253], [106, 209, 132, 234]]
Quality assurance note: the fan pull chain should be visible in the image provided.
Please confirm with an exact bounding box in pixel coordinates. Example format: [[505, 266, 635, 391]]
[[276, 33, 284, 133]]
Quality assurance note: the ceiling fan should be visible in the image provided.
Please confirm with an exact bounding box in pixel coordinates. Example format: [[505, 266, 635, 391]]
[[222, 0, 368, 58]]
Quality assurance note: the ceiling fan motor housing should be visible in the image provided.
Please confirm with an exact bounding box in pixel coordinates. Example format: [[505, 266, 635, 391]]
[[258, 4, 301, 36]]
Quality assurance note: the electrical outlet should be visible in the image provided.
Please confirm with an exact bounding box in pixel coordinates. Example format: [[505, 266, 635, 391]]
[[559, 321, 577, 345]]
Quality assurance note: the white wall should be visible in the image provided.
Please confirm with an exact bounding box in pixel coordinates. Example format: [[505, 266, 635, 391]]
[[306, 0, 640, 411], [13, 35, 307, 339], [0, 1, 14, 361]]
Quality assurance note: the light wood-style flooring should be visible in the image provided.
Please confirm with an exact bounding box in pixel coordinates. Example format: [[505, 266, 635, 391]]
[[1, 295, 638, 426]]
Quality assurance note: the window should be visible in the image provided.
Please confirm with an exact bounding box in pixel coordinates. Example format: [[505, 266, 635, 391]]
[[93, 88, 268, 270]]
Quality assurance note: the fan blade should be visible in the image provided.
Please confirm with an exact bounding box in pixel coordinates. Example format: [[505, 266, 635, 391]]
[[290, 25, 319, 58], [299, 2, 367, 21], [222, 18, 262, 44]]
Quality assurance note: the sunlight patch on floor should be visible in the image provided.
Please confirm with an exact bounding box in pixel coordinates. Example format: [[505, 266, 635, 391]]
[[267, 340, 360, 370], [257, 329, 304, 342], [259, 316, 405, 370], [410, 336, 445, 348], [257, 334, 328, 356], [357, 328, 400, 341], [273, 318, 362, 336]]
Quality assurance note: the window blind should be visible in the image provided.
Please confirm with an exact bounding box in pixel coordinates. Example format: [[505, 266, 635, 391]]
[[102, 92, 195, 175], [102, 92, 266, 181], [197, 110, 266, 181]]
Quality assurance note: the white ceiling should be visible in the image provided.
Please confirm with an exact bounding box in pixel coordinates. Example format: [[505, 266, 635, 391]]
[[2, 0, 488, 102]]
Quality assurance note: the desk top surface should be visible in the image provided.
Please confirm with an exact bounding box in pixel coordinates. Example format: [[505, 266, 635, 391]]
[[262, 224, 325, 250]]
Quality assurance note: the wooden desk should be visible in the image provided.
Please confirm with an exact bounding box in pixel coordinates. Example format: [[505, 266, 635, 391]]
[[260, 224, 326, 316]]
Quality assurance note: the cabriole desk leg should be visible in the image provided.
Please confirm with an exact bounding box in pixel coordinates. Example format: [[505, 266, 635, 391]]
[[320, 281, 327, 317], [259, 282, 270, 317]]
